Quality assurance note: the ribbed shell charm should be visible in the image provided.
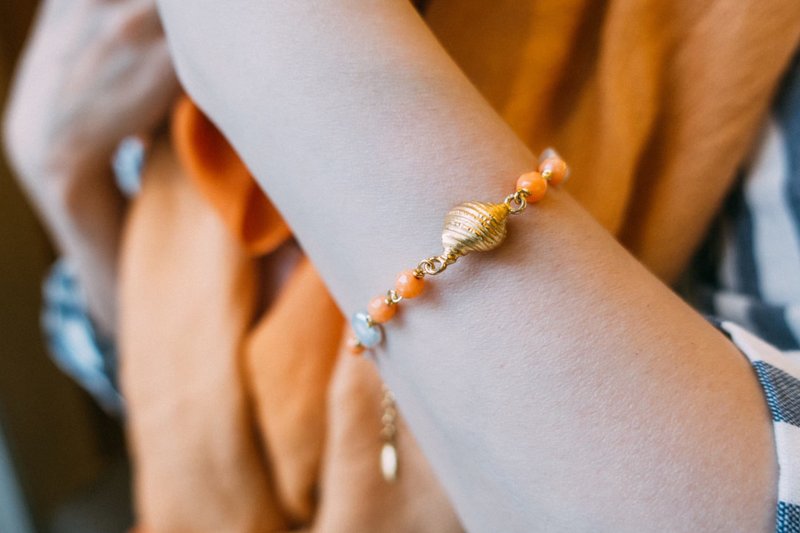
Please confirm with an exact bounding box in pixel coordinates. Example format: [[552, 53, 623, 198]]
[[441, 201, 510, 256]]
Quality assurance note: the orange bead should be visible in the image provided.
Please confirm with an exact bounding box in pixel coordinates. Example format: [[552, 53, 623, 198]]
[[516, 171, 548, 202], [346, 335, 365, 355], [395, 270, 425, 299], [538, 157, 569, 186], [368, 295, 397, 323]]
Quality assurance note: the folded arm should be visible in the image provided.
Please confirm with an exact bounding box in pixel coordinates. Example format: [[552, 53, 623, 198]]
[[156, 1, 776, 531]]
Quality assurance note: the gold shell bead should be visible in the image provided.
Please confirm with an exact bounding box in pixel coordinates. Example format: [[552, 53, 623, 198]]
[[441, 201, 510, 256]]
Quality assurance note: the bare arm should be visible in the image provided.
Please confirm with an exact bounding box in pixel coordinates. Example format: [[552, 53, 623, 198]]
[[156, 1, 776, 531], [3, 0, 177, 335]]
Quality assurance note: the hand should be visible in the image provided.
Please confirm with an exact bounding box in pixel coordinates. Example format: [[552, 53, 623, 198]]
[[3, 0, 178, 186], [2, 0, 179, 336]]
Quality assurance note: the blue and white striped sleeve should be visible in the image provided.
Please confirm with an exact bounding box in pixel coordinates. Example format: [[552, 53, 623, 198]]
[[37, 137, 147, 416], [717, 320, 800, 532], [41, 260, 123, 416]]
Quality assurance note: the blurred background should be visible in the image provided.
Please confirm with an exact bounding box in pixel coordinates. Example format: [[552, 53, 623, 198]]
[[0, 2, 133, 532]]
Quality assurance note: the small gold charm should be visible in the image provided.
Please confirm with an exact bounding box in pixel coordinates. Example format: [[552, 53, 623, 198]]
[[441, 201, 510, 256]]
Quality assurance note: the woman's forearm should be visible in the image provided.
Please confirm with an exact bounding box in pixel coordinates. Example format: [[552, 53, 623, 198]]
[[157, 1, 776, 531]]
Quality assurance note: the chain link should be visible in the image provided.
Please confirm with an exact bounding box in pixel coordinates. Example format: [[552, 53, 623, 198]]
[[385, 289, 403, 305], [380, 384, 397, 440], [503, 189, 528, 214], [414, 251, 460, 277]]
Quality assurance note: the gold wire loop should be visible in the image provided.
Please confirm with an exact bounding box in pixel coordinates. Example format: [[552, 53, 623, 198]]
[[503, 190, 528, 214], [385, 289, 403, 305], [416, 252, 461, 277], [417, 256, 447, 276]]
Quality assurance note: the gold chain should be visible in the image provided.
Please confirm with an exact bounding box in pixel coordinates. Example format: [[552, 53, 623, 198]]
[[380, 384, 399, 483]]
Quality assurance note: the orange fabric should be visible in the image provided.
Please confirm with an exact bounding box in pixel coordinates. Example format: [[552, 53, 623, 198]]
[[427, 0, 800, 281], [172, 97, 291, 256], [120, 1, 800, 532], [242, 257, 341, 525], [123, 105, 460, 533], [119, 140, 287, 532]]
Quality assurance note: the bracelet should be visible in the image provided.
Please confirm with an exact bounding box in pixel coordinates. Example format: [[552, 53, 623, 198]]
[[347, 148, 569, 355]]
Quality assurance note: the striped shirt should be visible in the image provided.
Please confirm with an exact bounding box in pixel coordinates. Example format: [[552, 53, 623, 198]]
[[686, 51, 800, 532]]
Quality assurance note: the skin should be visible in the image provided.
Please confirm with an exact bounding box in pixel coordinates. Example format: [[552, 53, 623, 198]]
[[3, 0, 178, 336], [153, 1, 779, 532]]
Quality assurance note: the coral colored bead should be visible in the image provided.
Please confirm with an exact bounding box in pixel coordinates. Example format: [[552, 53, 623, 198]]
[[368, 296, 397, 323], [395, 270, 425, 299], [516, 171, 548, 202], [346, 335, 365, 355], [538, 157, 569, 186]]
